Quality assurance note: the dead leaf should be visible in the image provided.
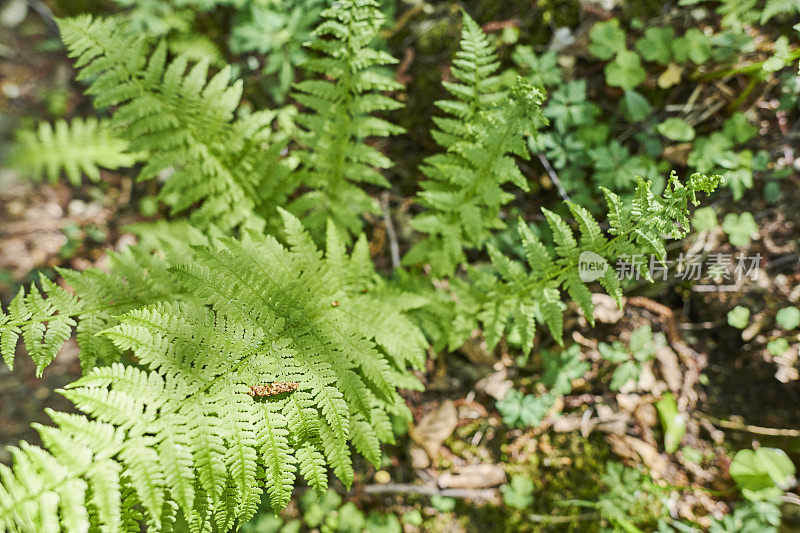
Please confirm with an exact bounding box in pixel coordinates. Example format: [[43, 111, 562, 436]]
[[662, 142, 692, 166], [409, 443, 430, 469], [409, 400, 458, 461], [655, 346, 682, 392], [592, 293, 624, 323], [607, 434, 669, 479], [438, 464, 506, 489], [459, 330, 494, 364], [476, 369, 513, 401]]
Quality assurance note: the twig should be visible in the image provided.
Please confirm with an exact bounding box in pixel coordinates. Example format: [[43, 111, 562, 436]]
[[536, 153, 571, 203], [380, 192, 400, 270], [27, 0, 58, 34], [362, 483, 497, 500], [697, 413, 800, 438]]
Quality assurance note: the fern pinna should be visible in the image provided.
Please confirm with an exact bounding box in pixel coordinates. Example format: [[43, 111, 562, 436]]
[[8, 118, 141, 186], [403, 13, 547, 276], [291, 0, 404, 238], [0, 212, 427, 532]]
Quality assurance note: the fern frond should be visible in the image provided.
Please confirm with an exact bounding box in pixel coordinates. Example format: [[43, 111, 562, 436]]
[[291, 0, 404, 238], [0, 214, 427, 530], [8, 118, 141, 185], [0, 223, 205, 374], [457, 172, 723, 354], [57, 15, 294, 232], [404, 13, 547, 276]]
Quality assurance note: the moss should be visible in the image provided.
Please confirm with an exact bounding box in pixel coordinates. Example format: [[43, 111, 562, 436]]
[[502, 433, 612, 532]]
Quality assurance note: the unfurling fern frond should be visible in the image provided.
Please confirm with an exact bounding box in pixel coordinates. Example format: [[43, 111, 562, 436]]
[[0, 213, 427, 531], [291, 0, 404, 238], [8, 118, 142, 185], [57, 15, 293, 232], [455, 172, 723, 354], [403, 13, 547, 276]]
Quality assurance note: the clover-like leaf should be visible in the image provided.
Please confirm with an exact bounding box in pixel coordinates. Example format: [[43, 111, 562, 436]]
[[589, 18, 627, 60], [722, 212, 758, 247], [776, 307, 800, 330], [692, 206, 718, 232], [605, 50, 646, 90], [636, 27, 674, 65], [767, 338, 791, 357], [610, 360, 640, 391], [502, 476, 535, 509]]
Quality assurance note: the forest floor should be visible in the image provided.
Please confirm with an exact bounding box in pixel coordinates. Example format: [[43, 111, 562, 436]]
[[2, 1, 800, 532]]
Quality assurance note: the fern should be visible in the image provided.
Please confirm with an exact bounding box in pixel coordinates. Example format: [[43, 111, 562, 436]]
[[403, 14, 547, 276], [0, 6, 728, 530], [290, 0, 404, 238], [8, 117, 141, 185], [0, 212, 426, 531], [56, 15, 293, 232], [454, 172, 723, 354]]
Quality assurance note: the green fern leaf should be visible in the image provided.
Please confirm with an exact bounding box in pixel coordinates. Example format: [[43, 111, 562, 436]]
[[9, 118, 141, 185]]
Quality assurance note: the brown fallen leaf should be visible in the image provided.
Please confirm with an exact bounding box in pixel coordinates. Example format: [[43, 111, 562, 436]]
[[662, 142, 692, 166], [409, 443, 430, 469], [655, 346, 682, 392], [607, 434, 668, 479], [459, 330, 494, 365], [476, 369, 513, 401], [409, 400, 458, 461], [592, 293, 624, 324], [437, 464, 506, 489]]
